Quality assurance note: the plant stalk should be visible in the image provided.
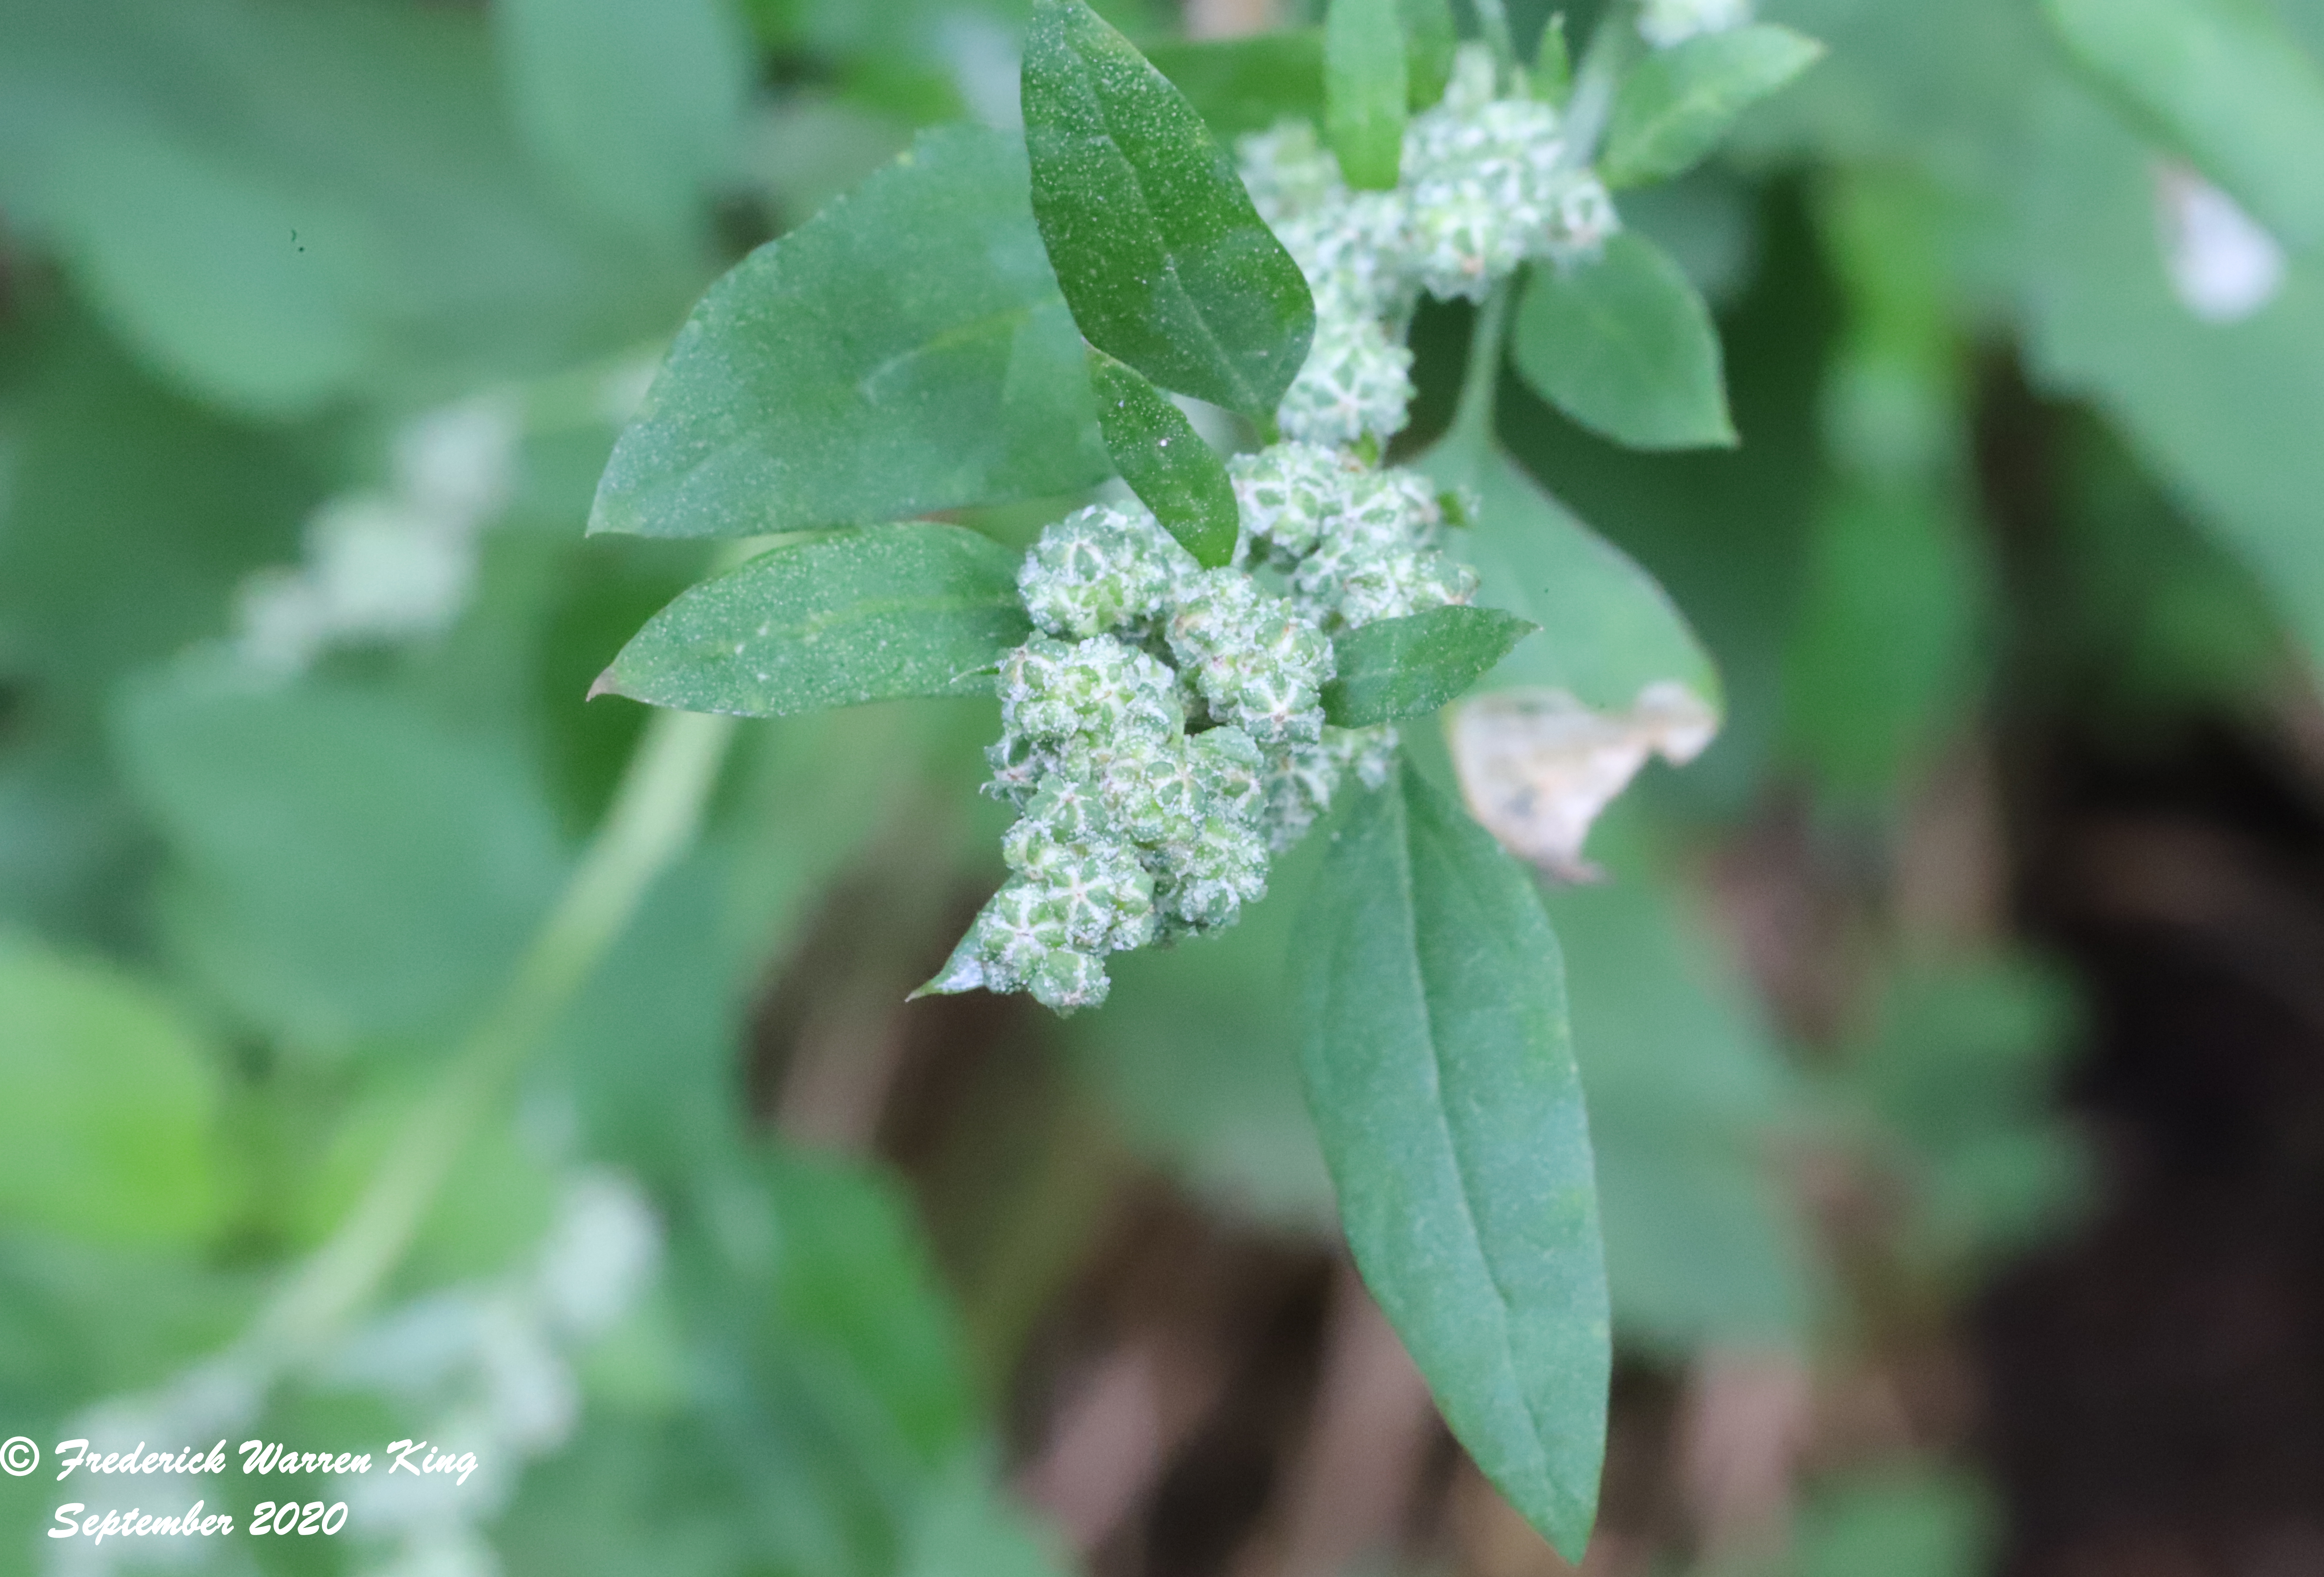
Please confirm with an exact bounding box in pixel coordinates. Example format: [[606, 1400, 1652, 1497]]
[[248, 704, 738, 1367]]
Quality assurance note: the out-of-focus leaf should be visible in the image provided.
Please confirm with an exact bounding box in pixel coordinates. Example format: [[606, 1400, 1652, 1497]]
[[494, 0, 749, 244], [1326, 0, 1408, 190], [1849, 956, 2086, 1263], [1534, 14, 1573, 106], [592, 124, 1107, 540], [1296, 760, 1607, 1563], [1323, 606, 1538, 726], [1429, 444, 1721, 716], [0, 0, 700, 416], [0, 311, 315, 704], [1781, 484, 1985, 796], [2042, 0, 2324, 249], [1066, 830, 1336, 1232], [1087, 350, 1240, 567], [1145, 32, 1326, 136], [0, 935, 225, 1248], [1541, 809, 1811, 1352], [757, 1147, 981, 1471], [2022, 75, 2324, 671], [1600, 24, 1826, 189], [1146, 16, 1448, 137], [601, 526, 1028, 717], [1400, 0, 1458, 107], [1513, 233, 1736, 451], [1419, 444, 1718, 873], [115, 664, 568, 1049], [1021, 0, 1315, 412], [1796, 1469, 1996, 1577]]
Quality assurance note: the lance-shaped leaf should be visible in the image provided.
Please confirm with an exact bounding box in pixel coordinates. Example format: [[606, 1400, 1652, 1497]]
[[1021, 0, 1315, 413], [1513, 233, 1736, 451], [1296, 758, 1609, 1563], [598, 525, 1030, 717], [1323, 606, 1538, 726], [1599, 25, 1825, 189], [2043, 0, 2324, 249], [1088, 349, 1240, 568], [1326, 0, 1409, 191], [1399, 0, 1458, 108], [589, 124, 1107, 539]]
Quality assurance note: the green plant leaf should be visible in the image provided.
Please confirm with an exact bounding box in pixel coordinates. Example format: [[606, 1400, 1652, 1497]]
[[0, 934, 225, 1248], [1296, 758, 1608, 1563], [1326, 0, 1409, 191], [1323, 606, 1538, 726], [589, 124, 1108, 539], [601, 525, 1029, 717], [1400, 0, 1458, 108], [2043, 0, 2324, 248], [1146, 31, 1326, 135], [492, 0, 748, 244], [1087, 349, 1240, 567], [1425, 444, 1720, 716], [2022, 76, 2324, 673], [1534, 14, 1573, 107], [1021, 0, 1315, 413], [0, 0, 702, 418], [1513, 232, 1736, 451], [115, 666, 569, 1049], [1600, 24, 1826, 189]]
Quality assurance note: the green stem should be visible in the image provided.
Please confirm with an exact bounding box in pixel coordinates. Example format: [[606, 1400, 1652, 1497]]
[[1471, 0, 1519, 78], [248, 704, 738, 1366], [1444, 278, 1515, 469]]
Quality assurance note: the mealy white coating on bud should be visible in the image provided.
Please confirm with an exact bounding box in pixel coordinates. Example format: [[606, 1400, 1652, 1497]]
[[1167, 569, 1335, 746], [1018, 502, 1199, 638], [1638, 0, 1753, 49], [1288, 468, 1478, 629], [1229, 441, 1358, 565], [1257, 725, 1402, 851], [948, 43, 1607, 1016], [1276, 307, 1417, 448]]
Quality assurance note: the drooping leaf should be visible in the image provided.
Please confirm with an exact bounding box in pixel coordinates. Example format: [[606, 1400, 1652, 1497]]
[[1513, 232, 1736, 451], [1020, 0, 1315, 413], [1146, 31, 1326, 136], [1087, 349, 1240, 568], [590, 124, 1108, 539], [0, 934, 225, 1248], [1323, 606, 1538, 726], [114, 664, 569, 1050], [1296, 758, 1609, 1562], [602, 525, 1029, 718], [492, 0, 748, 244], [1326, 0, 1409, 191], [1420, 444, 1720, 871], [1599, 24, 1826, 190], [2043, 0, 2324, 248]]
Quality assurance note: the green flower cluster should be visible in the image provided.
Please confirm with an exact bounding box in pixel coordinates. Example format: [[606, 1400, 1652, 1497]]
[[1243, 44, 1618, 450], [929, 43, 1596, 1015]]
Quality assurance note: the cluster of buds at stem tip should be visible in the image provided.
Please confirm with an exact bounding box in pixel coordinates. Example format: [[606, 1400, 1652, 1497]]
[[923, 45, 1619, 1014]]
